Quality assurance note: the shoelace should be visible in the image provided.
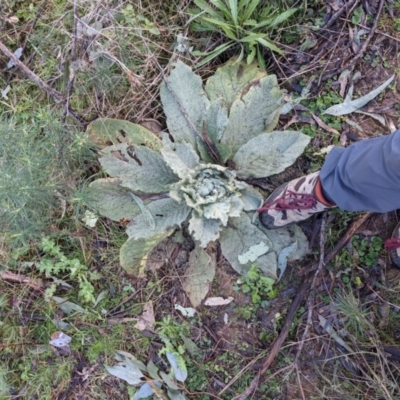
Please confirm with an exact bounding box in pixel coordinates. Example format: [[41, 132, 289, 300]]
[[258, 190, 317, 213], [385, 237, 400, 250]]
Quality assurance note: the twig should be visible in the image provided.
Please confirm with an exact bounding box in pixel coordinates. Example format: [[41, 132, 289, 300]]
[[63, 0, 78, 118], [321, 0, 358, 30], [233, 212, 372, 400], [301, 212, 372, 276], [321, 0, 385, 81], [0, 271, 44, 291], [0, 40, 85, 124], [106, 289, 140, 316], [295, 213, 327, 363]]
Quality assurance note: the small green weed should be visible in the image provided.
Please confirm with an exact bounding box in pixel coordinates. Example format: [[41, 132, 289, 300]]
[[37, 237, 98, 303], [233, 264, 277, 306], [352, 235, 383, 267]]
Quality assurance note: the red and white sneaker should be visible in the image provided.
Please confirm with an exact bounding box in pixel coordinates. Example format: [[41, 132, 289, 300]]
[[258, 171, 336, 230], [385, 222, 400, 269]]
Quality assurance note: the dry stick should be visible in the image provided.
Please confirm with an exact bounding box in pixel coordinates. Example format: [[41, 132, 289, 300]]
[[321, 0, 359, 30], [321, 0, 385, 81], [0, 40, 85, 124], [63, 0, 78, 118], [295, 213, 327, 363], [233, 212, 372, 400]]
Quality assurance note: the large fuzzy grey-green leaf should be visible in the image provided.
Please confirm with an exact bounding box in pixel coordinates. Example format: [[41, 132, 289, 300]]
[[255, 252, 278, 280], [240, 186, 263, 211], [161, 135, 199, 179], [120, 232, 172, 276], [255, 220, 309, 261], [238, 241, 269, 264], [233, 131, 311, 179], [126, 198, 191, 240], [188, 214, 222, 248], [205, 58, 267, 109], [203, 99, 229, 144], [160, 60, 210, 149], [219, 76, 282, 161], [87, 118, 161, 151], [99, 144, 178, 193], [128, 192, 156, 230], [219, 213, 275, 277], [86, 178, 141, 221], [105, 352, 144, 385], [182, 243, 216, 307]]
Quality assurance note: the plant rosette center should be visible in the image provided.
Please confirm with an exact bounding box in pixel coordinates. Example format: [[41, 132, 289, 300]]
[[169, 164, 245, 226]]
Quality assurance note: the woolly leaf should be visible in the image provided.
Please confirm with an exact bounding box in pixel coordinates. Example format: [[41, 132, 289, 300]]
[[182, 243, 216, 307], [188, 214, 223, 247], [255, 220, 309, 261], [160, 60, 210, 149], [161, 136, 200, 179], [133, 383, 155, 400], [219, 75, 282, 161], [105, 351, 144, 385], [120, 232, 173, 276], [87, 118, 161, 150], [240, 186, 263, 211], [219, 213, 276, 277], [205, 57, 267, 109], [203, 99, 229, 144], [86, 178, 141, 221], [99, 143, 178, 194], [199, 99, 230, 162], [126, 198, 191, 240], [238, 241, 269, 264], [233, 131, 311, 179], [166, 352, 188, 382], [128, 192, 155, 230]]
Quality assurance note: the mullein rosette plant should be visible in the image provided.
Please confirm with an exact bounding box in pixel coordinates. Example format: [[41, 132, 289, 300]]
[[87, 58, 310, 306]]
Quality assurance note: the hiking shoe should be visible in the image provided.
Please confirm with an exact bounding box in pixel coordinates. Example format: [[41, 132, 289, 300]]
[[385, 222, 400, 269], [258, 171, 336, 229]]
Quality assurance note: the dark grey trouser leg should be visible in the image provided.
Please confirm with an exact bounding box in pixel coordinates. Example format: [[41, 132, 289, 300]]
[[320, 130, 400, 212]]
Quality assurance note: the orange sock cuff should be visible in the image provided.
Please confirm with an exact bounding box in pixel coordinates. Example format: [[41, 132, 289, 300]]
[[315, 179, 336, 207]]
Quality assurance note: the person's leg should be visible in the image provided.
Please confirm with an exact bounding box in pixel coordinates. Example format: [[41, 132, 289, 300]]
[[320, 130, 400, 212], [259, 130, 400, 229]]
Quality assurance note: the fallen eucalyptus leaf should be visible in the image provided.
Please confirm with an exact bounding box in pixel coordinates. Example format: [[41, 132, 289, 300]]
[[134, 301, 155, 332], [204, 296, 234, 306], [277, 242, 298, 281], [174, 304, 197, 317], [49, 331, 71, 348], [354, 110, 386, 126], [318, 314, 354, 353], [324, 75, 395, 116], [52, 297, 88, 315], [7, 47, 23, 69]]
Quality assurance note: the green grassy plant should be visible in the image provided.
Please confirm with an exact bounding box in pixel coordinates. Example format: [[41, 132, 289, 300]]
[[0, 110, 94, 253], [189, 0, 299, 67]]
